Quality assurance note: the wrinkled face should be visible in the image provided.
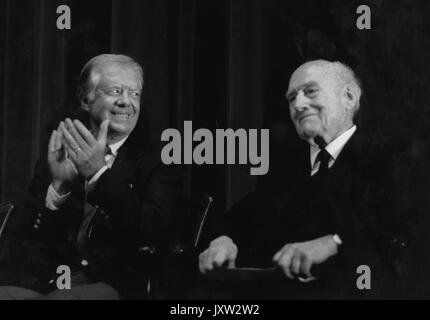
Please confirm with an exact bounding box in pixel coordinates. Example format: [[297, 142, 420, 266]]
[[85, 63, 142, 140], [286, 63, 351, 144]]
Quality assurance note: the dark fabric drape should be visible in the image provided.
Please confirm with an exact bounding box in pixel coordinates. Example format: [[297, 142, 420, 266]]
[[1, 0, 69, 206]]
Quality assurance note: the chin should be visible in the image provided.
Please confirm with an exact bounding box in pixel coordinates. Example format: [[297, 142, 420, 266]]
[[109, 122, 135, 136], [297, 129, 323, 143], [297, 122, 321, 137]]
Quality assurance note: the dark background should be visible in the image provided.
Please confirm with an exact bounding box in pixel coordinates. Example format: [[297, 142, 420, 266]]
[[1, 0, 430, 216]]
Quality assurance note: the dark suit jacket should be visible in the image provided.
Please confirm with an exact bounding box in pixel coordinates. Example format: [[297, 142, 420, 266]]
[[6, 132, 183, 297], [214, 129, 408, 299]]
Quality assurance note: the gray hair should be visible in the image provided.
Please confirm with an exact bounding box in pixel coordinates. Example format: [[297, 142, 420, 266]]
[[331, 61, 362, 115], [77, 54, 144, 106], [306, 60, 362, 115]]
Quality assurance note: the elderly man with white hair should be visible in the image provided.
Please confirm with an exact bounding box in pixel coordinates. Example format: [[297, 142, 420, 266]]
[[199, 60, 406, 299]]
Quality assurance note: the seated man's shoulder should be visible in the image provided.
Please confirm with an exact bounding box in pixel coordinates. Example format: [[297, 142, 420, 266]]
[[122, 138, 182, 172]]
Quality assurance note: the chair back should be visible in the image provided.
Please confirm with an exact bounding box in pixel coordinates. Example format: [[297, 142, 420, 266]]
[[0, 202, 14, 262], [0, 202, 14, 243]]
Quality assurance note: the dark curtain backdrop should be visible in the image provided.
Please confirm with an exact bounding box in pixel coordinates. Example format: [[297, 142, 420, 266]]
[[2, 0, 430, 215]]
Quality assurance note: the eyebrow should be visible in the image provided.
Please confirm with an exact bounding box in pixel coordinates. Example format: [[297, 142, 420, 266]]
[[286, 81, 320, 100], [98, 81, 141, 92]]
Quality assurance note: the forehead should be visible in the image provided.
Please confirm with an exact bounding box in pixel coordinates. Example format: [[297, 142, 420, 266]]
[[95, 63, 142, 89], [287, 64, 337, 93]]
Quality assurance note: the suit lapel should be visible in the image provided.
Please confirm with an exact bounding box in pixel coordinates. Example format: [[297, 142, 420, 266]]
[[314, 130, 374, 232]]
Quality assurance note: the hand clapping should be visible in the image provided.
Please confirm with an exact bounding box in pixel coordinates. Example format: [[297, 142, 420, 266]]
[[58, 118, 110, 180], [47, 123, 78, 194]]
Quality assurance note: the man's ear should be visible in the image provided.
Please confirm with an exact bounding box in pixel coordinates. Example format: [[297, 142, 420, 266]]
[[342, 84, 358, 111]]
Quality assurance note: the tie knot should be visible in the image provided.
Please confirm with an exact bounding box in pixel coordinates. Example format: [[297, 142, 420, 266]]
[[314, 136, 327, 149], [316, 148, 331, 169]]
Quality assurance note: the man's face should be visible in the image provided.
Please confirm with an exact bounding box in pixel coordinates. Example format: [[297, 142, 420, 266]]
[[286, 63, 351, 144], [86, 63, 142, 140]]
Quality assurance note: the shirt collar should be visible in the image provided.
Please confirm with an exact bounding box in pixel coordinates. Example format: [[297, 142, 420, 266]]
[[108, 136, 128, 156], [310, 125, 357, 169]]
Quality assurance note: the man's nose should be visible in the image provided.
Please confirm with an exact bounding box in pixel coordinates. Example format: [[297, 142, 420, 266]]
[[291, 91, 309, 112], [116, 91, 131, 107]]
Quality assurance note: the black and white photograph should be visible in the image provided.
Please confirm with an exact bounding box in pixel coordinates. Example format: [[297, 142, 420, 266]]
[[1, 0, 430, 305]]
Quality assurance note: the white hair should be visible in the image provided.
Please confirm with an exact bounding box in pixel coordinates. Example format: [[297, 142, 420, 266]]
[[77, 54, 143, 106], [303, 60, 362, 115]]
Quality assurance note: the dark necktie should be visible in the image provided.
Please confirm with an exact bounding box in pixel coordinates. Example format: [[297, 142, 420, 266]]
[[315, 148, 331, 176], [313, 136, 331, 177], [309, 148, 332, 202]]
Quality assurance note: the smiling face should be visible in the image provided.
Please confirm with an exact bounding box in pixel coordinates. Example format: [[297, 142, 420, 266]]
[[286, 62, 354, 145], [83, 62, 142, 143]]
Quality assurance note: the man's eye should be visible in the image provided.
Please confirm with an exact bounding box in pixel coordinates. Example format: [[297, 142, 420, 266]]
[[287, 94, 296, 103], [107, 88, 122, 96], [130, 91, 140, 98], [304, 88, 318, 96], [285, 93, 296, 103]]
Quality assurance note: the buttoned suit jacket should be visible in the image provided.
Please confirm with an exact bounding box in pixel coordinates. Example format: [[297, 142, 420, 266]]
[[7, 131, 183, 296]]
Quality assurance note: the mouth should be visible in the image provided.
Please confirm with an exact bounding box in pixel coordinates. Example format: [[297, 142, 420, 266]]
[[110, 111, 133, 120], [298, 113, 318, 123]]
